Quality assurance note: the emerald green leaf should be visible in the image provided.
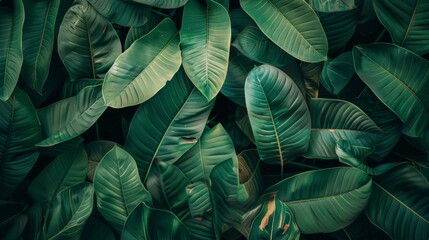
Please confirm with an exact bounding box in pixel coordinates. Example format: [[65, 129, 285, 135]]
[[0, 0, 24, 101], [103, 18, 181, 108], [81, 216, 116, 240], [221, 49, 257, 107], [58, 0, 121, 81], [85, 140, 116, 182], [249, 196, 300, 240], [21, 0, 60, 94], [300, 61, 322, 98], [320, 51, 354, 95], [245, 64, 311, 166], [44, 183, 94, 240], [0, 88, 42, 199], [232, 26, 294, 67], [27, 145, 87, 203], [240, 0, 328, 62], [125, 0, 188, 9], [62, 79, 103, 98], [121, 202, 189, 239], [308, 0, 356, 12], [124, 13, 164, 50], [366, 164, 429, 239], [37, 85, 107, 146], [266, 167, 372, 233], [180, 0, 231, 100], [374, 0, 429, 55], [93, 145, 152, 232], [304, 98, 382, 159], [187, 181, 212, 218], [86, 0, 150, 27], [353, 43, 429, 137], [125, 69, 214, 183]]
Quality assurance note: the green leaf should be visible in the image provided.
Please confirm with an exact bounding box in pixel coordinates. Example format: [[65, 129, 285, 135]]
[[21, 0, 60, 94], [85, 140, 116, 182], [27, 145, 87, 203], [103, 18, 181, 108], [180, 0, 231, 100], [240, 0, 328, 62], [221, 49, 257, 107], [320, 51, 354, 95], [266, 167, 372, 233], [81, 216, 116, 240], [86, 0, 150, 27], [353, 43, 429, 137], [304, 98, 382, 159], [232, 26, 294, 67], [366, 164, 429, 239], [249, 196, 300, 240], [0, 88, 42, 199], [300, 61, 322, 98], [23, 202, 50, 240], [125, 69, 214, 183], [124, 13, 164, 50], [1, 214, 27, 240], [44, 183, 94, 240], [374, 0, 429, 55], [62, 79, 103, 98], [121, 202, 189, 239], [308, 0, 356, 12], [58, 0, 121, 81], [93, 145, 152, 232], [404, 130, 429, 154], [125, 0, 188, 9], [245, 64, 311, 166], [230, 8, 256, 39], [37, 85, 107, 146], [0, 0, 24, 101], [235, 106, 255, 144]]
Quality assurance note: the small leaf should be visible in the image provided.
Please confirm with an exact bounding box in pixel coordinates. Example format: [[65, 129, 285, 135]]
[[320, 51, 354, 95]]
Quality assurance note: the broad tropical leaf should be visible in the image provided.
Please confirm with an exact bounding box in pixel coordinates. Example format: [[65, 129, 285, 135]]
[[125, 0, 187, 9], [124, 13, 164, 50], [266, 167, 372, 233], [37, 85, 107, 146], [232, 26, 294, 67], [58, 0, 121, 81], [353, 43, 429, 137], [93, 145, 152, 232], [245, 64, 311, 167], [121, 202, 189, 239], [180, 0, 231, 100], [103, 18, 181, 108], [374, 0, 429, 55], [320, 51, 354, 95], [85, 140, 116, 182], [230, 8, 256, 39], [125, 69, 214, 183], [240, 0, 328, 62], [62, 79, 103, 98], [0, 0, 24, 101], [0, 88, 42, 199], [86, 0, 150, 27], [304, 98, 382, 159], [27, 145, 87, 203], [21, 0, 60, 94], [249, 196, 300, 240], [308, 0, 357, 12], [366, 164, 429, 239], [44, 183, 94, 240]]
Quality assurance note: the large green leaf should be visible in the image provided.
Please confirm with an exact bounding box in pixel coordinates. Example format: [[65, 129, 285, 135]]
[[124, 13, 164, 50], [86, 0, 150, 27], [44, 183, 94, 240], [62, 78, 103, 98], [37, 85, 107, 146], [230, 8, 256, 39], [266, 167, 372, 233], [125, 69, 214, 183], [232, 26, 294, 67], [93, 145, 152, 232], [320, 51, 354, 95], [121, 202, 189, 239], [374, 0, 429, 55], [353, 43, 429, 137], [249, 196, 300, 240], [58, 0, 121, 81], [304, 98, 382, 159], [308, 0, 357, 12], [180, 0, 231, 100], [103, 18, 181, 108], [0, 0, 24, 101], [21, 0, 60, 94], [125, 0, 188, 8], [85, 140, 116, 182], [27, 145, 87, 203], [366, 164, 429, 239], [245, 64, 311, 167], [240, 0, 328, 63], [0, 88, 42, 199]]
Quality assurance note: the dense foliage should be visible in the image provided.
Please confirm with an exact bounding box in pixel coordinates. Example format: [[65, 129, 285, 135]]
[[1, 0, 428, 239]]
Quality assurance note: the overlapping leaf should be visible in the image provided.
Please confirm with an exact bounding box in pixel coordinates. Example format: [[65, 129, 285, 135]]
[[125, 0, 188, 9], [320, 51, 354, 95], [308, 0, 357, 12]]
